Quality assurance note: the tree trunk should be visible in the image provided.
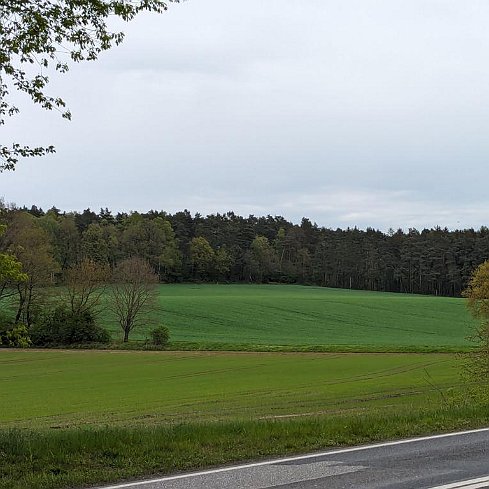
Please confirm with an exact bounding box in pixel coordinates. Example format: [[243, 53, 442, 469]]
[[15, 285, 25, 323]]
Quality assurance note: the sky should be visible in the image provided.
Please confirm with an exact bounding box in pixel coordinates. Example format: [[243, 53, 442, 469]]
[[2, 0, 489, 230]]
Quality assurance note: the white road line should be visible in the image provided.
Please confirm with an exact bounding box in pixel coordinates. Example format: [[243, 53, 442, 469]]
[[98, 426, 489, 489], [428, 475, 489, 489]]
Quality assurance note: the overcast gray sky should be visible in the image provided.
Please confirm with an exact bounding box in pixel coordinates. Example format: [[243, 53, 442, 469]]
[[2, 0, 489, 230]]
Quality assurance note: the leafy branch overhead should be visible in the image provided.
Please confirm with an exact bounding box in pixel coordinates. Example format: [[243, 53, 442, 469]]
[[0, 0, 174, 171]]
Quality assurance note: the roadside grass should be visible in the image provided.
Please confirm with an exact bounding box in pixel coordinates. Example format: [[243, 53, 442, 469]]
[[0, 350, 461, 428], [1, 403, 488, 489], [98, 284, 475, 351]]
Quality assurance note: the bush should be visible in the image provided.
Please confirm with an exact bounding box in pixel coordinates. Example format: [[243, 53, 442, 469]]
[[150, 325, 170, 346], [0, 324, 32, 348], [30, 306, 111, 346]]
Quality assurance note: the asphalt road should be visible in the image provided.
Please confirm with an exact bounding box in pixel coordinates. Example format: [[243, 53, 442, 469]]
[[97, 427, 489, 489]]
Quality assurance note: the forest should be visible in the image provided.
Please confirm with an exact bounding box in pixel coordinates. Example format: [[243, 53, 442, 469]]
[[1, 202, 488, 299]]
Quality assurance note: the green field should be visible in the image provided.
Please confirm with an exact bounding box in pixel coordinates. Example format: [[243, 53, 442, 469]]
[[1, 285, 483, 489], [1, 350, 461, 429], [102, 284, 475, 351]]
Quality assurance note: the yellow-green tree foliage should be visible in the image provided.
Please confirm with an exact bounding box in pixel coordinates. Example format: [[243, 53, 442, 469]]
[[464, 261, 489, 319], [0, 225, 28, 301], [463, 260, 489, 382]]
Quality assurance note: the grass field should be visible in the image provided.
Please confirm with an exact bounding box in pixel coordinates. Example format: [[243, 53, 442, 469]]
[[1, 350, 461, 428], [0, 285, 483, 489], [101, 284, 475, 351], [1, 349, 486, 489]]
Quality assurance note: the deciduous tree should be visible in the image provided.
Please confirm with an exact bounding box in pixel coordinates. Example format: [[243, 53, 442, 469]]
[[110, 257, 159, 342], [249, 235, 276, 282], [0, 225, 28, 302], [463, 260, 489, 385], [64, 258, 109, 316], [214, 246, 232, 282], [190, 236, 215, 280], [3, 213, 58, 325], [82, 223, 110, 264]]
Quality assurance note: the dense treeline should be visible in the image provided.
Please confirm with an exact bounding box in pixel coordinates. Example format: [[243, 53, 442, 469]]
[[2, 202, 489, 297]]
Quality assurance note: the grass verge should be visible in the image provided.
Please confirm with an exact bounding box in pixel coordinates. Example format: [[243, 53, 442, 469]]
[[24, 341, 471, 353], [166, 341, 471, 353], [1, 404, 488, 489]]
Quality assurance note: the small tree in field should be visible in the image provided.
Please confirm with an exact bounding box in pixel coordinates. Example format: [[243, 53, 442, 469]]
[[110, 257, 159, 342], [64, 258, 109, 316]]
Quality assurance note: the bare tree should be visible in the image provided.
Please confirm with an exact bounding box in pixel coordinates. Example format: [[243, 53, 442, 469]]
[[110, 257, 159, 342], [64, 258, 110, 316]]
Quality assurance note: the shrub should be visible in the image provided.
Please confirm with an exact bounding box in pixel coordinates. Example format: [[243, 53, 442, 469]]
[[0, 324, 32, 348], [30, 306, 111, 346], [150, 325, 170, 346]]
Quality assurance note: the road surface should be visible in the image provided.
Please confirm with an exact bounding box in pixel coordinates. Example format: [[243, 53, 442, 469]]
[[96, 427, 489, 489]]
